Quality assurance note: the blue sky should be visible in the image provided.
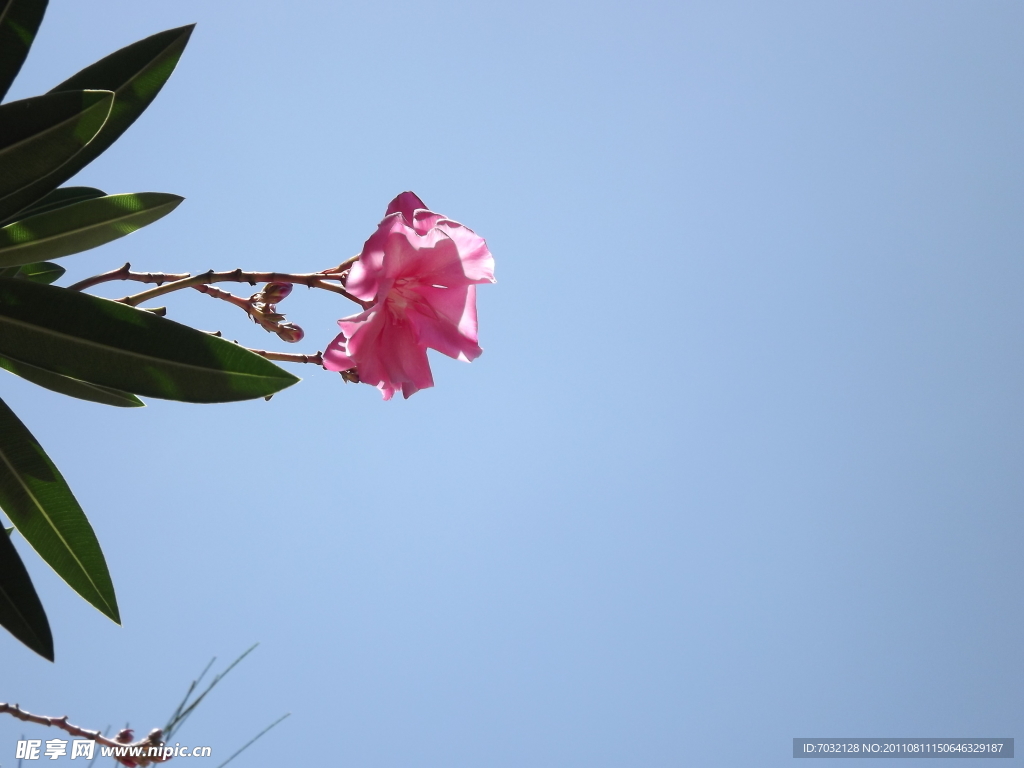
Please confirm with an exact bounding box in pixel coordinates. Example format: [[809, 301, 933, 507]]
[[1, 1, 1022, 765]]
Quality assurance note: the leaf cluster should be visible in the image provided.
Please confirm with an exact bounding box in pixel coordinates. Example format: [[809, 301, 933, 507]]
[[0, 0, 299, 660]]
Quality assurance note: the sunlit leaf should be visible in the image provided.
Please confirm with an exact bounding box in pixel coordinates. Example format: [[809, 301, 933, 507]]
[[0, 279, 301, 402], [0, 352, 143, 407], [0, 25, 194, 220], [15, 185, 105, 219], [0, 394, 119, 624], [0, 0, 48, 103], [0, 90, 112, 222], [0, 192, 182, 268], [13, 260, 63, 284], [0, 512, 53, 660]]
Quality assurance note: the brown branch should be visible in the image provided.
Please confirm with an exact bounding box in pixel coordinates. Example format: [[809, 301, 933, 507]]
[[66, 263, 189, 292], [113, 269, 370, 309], [0, 703, 168, 764], [246, 347, 324, 366], [323, 254, 359, 276], [69, 264, 369, 309], [191, 283, 251, 310]]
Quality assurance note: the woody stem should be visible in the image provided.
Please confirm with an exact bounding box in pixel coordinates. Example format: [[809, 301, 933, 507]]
[[0, 702, 161, 751], [66, 264, 371, 309], [246, 348, 324, 365]]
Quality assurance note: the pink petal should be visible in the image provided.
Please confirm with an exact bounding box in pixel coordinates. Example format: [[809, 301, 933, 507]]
[[323, 332, 356, 371], [422, 283, 478, 338], [437, 222, 496, 284], [407, 284, 482, 362], [326, 192, 493, 399], [330, 305, 435, 399], [385, 191, 427, 221]]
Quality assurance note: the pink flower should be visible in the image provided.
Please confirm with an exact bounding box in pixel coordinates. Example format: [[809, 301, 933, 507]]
[[323, 192, 495, 399]]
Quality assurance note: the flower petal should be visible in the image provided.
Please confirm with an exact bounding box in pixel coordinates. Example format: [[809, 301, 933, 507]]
[[408, 284, 483, 361], [437, 222, 495, 284], [323, 332, 356, 372], [328, 306, 434, 399], [385, 191, 427, 221], [326, 193, 493, 399]]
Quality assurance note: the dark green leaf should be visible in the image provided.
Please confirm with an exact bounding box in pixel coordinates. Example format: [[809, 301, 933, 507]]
[[0, 192, 183, 268], [13, 261, 63, 284], [0, 90, 112, 223], [0, 262, 62, 283], [16, 185, 105, 219], [0, 352, 143, 407], [0, 25, 194, 221], [0, 394, 119, 625], [0, 511, 53, 660], [0, 0, 48, 103], [0, 279, 300, 402], [4, 526, 12, 535]]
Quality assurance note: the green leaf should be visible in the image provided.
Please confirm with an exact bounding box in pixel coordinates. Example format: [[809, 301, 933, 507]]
[[0, 394, 119, 625], [4, 526, 12, 535], [0, 261, 63, 283], [0, 25, 194, 221], [0, 192, 183, 268], [13, 261, 64, 284], [0, 352, 143, 407], [0, 0, 48, 103], [0, 512, 53, 660], [0, 90, 112, 223], [0, 279, 300, 402], [16, 185, 105, 219]]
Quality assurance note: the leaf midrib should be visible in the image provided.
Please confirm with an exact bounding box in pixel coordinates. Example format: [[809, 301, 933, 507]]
[[0, 443, 112, 617], [0, 92, 111, 164], [0, 196, 178, 253], [0, 314, 293, 382]]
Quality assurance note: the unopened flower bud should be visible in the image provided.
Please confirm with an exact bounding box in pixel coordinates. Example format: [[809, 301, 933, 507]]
[[277, 322, 304, 343], [262, 282, 293, 302]]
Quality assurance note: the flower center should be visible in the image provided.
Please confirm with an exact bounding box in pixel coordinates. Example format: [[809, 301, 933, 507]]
[[385, 277, 418, 317]]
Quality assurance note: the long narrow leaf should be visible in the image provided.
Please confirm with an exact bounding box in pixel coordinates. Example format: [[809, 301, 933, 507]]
[[0, 395, 119, 623], [0, 352, 143, 407], [0, 0, 48, 102], [16, 186, 105, 219], [0, 279, 300, 402], [0, 25, 194, 221], [0, 192, 183, 268], [13, 261, 64, 284], [0, 90, 112, 221], [0, 511, 53, 660]]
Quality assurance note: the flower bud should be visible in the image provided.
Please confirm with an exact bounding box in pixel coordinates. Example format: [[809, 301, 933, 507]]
[[262, 282, 293, 303], [276, 322, 304, 343]]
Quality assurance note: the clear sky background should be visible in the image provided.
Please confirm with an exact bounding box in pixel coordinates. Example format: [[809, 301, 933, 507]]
[[1, 1, 1022, 765]]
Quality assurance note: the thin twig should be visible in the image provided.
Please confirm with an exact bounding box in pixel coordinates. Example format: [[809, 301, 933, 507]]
[[246, 348, 324, 365], [0, 703, 164, 753], [215, 713, 290, 768], [66, 263, 189, 292], [164, 644, 259, 742], [163, 656, 217, 736], [113, 269, 369, 309], [325, 254, 359, 275], [192, 284, 252, 310], [86, 727, 111, 768]]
